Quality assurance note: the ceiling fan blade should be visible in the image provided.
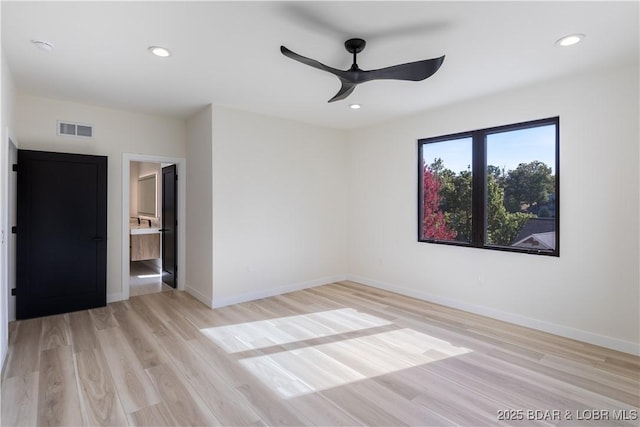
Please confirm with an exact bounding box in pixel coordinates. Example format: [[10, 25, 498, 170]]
[[280, 46, 347, 79], [328, 80, 358, 103], [281, 39, 445, 102], [362, 55, 445, 82]]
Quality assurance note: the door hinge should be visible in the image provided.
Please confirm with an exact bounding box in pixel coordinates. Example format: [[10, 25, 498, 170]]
[[12, 164, 18, 172], [175, 174, 178, 181], [11, 288, 16, 296], [11, 226, 17, 234]]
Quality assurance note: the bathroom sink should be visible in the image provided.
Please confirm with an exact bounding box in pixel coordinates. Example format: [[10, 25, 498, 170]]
[[130, 227, 161, 235]]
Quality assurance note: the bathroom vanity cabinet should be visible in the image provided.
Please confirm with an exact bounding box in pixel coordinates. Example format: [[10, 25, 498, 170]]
[[130, 231, 160, 261]]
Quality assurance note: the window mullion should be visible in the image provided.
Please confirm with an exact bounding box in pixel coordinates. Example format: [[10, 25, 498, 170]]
[[471, 132, 486, 247]]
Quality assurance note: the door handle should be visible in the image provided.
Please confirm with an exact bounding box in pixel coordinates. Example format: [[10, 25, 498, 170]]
[[159, 228, 168, 232], [91, 236, 105, 241]]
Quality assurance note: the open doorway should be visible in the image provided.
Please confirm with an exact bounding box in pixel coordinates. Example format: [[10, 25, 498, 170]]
[[121, 154, 185, 301], [129, 160, 169, 296]]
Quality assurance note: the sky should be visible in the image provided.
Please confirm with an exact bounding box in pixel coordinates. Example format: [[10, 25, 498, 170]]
[[421, 124, 556, 175]]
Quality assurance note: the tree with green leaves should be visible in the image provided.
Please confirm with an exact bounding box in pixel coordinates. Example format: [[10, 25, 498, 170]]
[[426, 158, 534, 245], [503, 161, 554, 214], [437, 168, 472, 242], [486, 174, 532, 245]]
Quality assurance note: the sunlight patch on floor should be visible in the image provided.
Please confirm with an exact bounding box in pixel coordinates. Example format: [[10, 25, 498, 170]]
[[200, 308, 392, 353], [136, 274, 162, 279], [239, 328, 472, 399]]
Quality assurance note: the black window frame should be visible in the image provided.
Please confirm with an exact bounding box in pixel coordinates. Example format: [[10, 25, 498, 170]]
[[417, 117, 560, 256]]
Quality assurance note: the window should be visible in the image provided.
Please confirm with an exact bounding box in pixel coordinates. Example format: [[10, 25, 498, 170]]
[[418, 117, 559, 256]]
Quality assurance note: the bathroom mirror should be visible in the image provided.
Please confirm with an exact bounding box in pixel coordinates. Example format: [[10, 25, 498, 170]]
[[137, 173, 157, 217]]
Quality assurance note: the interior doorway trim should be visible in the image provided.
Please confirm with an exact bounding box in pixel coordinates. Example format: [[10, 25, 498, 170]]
[[121, 153, 186, 301], [1, 128, 18, 366]]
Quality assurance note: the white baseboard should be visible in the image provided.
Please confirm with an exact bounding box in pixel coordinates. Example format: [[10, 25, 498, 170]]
[[185, 285, 214, 308], [211, 275, 348, 309], [107, 292, 123, 303], [347, 274, 640, 356]]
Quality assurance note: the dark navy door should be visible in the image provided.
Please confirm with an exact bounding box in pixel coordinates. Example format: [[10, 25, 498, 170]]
[[16, 150, 107, 319], [161, 164, 177, 288]]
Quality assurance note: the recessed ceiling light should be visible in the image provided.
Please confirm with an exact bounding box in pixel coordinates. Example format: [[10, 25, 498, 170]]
[[349, 104, 361, 110], [148, 46, 171, 57], [31, 40, 54, 52], [556, 34, 585, 47]]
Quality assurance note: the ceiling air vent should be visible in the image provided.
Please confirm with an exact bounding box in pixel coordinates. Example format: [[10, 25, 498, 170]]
[[57, 121, 94, 138]]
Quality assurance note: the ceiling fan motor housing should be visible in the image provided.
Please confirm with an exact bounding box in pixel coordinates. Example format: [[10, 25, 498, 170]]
[[344, 38, 366, 54]]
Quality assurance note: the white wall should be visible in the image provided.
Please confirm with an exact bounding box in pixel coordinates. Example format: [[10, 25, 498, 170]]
[[5, 64, 636, 356], [14, 94, 186, 301], [185, 105, 214, 305], [210, 106, 348, 307], [0, 48, 17, 367], [347, 64, 640, 354]]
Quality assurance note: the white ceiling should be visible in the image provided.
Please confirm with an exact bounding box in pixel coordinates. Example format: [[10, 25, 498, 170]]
[[2, 1, 638, 130]]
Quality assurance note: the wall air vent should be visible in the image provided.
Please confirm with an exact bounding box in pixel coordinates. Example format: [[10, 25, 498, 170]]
[[57, 121, 94, 138]]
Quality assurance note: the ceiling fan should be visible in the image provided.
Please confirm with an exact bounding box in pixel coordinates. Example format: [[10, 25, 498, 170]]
[[280, 38, 445, 103]]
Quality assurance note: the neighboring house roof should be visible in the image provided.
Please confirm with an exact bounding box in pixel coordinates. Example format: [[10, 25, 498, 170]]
[[512, 231, 555, 250], [513, 217, 556, 243]]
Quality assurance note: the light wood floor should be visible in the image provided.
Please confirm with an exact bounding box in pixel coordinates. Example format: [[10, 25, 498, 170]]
[[2, 281, 639, 426], [129, 261, 173, 297]]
